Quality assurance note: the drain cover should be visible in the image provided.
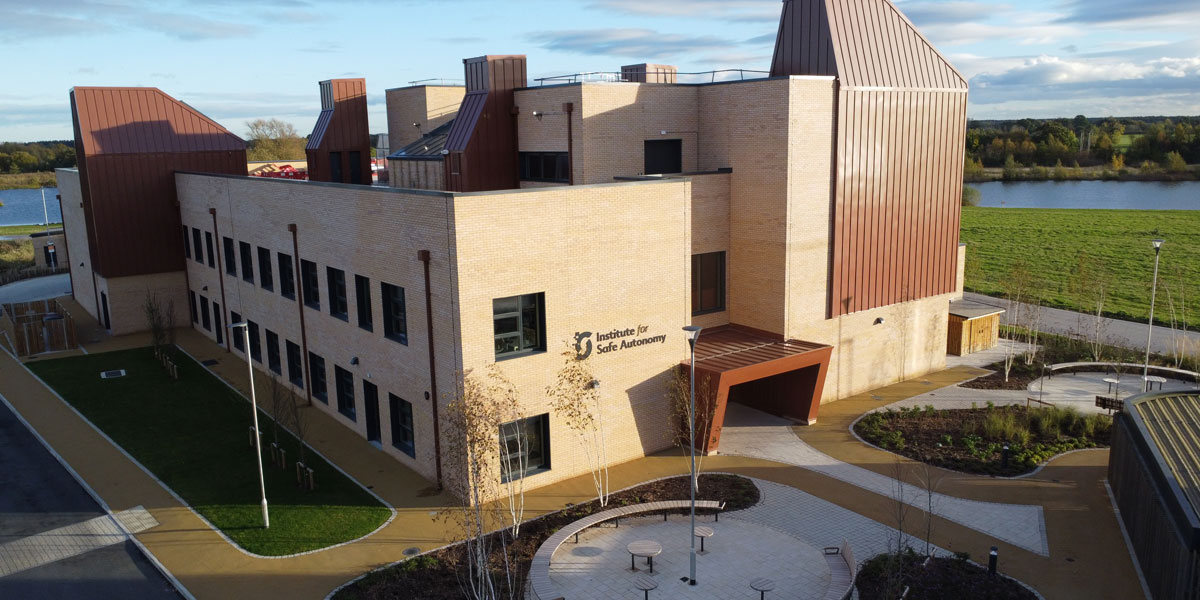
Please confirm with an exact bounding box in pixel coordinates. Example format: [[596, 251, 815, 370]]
[[202, 359, 219, 366], [871, 395, 883, 401], [100, 369, 127, 379], [403, 547, 421, 557]]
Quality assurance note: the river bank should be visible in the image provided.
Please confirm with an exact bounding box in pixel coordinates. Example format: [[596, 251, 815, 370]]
[[966, 164, 1197, 183], [0, 172, 57, 190]]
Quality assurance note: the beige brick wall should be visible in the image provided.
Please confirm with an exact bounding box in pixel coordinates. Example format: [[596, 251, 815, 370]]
[[391, 159, 445, 190], [685, 172, 730, 330], [57, 169, 98, 322], [178, 173, 460, 484], [95, 271, 189, 336], [386, 85, 465, 152], [451, 178, 692, 493], [32, 233, 68, 268], [515, 85, 583, 184]]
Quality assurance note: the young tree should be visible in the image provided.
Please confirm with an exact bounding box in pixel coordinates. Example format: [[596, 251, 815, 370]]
[[1001, 261, 1034, 381], [1069, 253, 1110, 361], [265, 374, 291, 464], [666, 365, 716, 492], [286, 384, 310, 468], [547, 347, 609, 507], [143, 291, 168, 357]]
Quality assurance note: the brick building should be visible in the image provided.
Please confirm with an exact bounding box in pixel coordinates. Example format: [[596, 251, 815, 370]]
[[57, 0, 968, 495]]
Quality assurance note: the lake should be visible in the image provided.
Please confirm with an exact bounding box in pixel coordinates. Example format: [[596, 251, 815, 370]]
[[0, 188, 63, 226], [969, 180, 1200, 210]]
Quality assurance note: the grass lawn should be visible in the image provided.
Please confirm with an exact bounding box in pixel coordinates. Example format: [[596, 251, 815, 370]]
[[0, 223, 63, 236], [0, 239, 34, 271], [961, 207, 1200, 329], [27, 347, 392, 556]]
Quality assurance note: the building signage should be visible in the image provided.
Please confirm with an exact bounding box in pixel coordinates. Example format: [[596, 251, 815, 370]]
[[574, 325, 667, 359]]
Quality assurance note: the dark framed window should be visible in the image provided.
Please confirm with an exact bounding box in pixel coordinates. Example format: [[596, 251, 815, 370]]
[[199, 295, 210, 330], [183, 226, 191, 259], [493, 293, 545, 359], [691, 251, 726, 315], [329, 151, 343, 183], [188, 291, 198, 323], [334, 365, 355, 420], [278, 252, 295, 300], [223, 237, 236, 275], [499, 413, 550, 482], [355, 275, 372, 331], [327, 267, 348, 320], [518, 152, 569, 183], [231, 311, 244, 351], [239, 241, 254, 284], [644, 138, 683, 175], [247, 320, 261, 363], [266, 329, 281, 374], [309, 352, 327, 402], [301, 259, 320, 309], [286, 340, 303, 387], [381, 282, 407, 344], [389, 393, 415, 457], [213, 302, 223, 344], [204, 232, 215, 268], [258, 247, 273, 291], [191, 228, 203, 264]]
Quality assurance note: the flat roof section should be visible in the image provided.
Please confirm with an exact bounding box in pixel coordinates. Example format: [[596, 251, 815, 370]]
[[1128, 391, 1200, 546], [948, 299, 1005, 320], [693, 326, 829, 374]]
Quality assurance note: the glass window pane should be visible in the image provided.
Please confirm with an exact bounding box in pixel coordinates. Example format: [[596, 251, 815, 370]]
[[494, 296, 519, 315], [494, 316, 519, 336]]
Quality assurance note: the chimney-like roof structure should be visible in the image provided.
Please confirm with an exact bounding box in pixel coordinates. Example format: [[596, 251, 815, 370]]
[[306, 78, 371, 184]]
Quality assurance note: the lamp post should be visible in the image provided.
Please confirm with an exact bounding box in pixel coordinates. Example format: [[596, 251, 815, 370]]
[[230, 322, 270, 528], [1144, 239, 1164, 383], [682, 325, 702, 586]]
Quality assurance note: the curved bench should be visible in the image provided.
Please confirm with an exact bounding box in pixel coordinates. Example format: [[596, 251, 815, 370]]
[[529, 499, 726, 600], [1048, 362, 1199, 381], [821, 540, 856, 600]]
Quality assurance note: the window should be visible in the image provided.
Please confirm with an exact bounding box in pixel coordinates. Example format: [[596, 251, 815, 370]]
[[518, 152, 569, 183], [348, 151, 362, 185], [223, 237, 236, 275], [199, 295, 211, 331], [493, 293, 544, 359], [499, 414, 550, 482], [327, 267, 348, 320], [286, 340, 303, 387], [266, 329, 281, 374], [205, 232, 215, 268], [389, 393, 415, 457], [644, 139, 683, 175], [258, 247, 273, 291], [183, 226, 191, 259], [355, 275, 372, 331], [191, 228, 203, 264], [381, 282, 407, 344], [189, 291, 198, 323], [309, 352, 327, 402], [691, 251, 726, 315], [301, 259, 320, 309], [334, 365, 355, 420], [231, 311, 244, 351], [329, 151, 343, 183], [247, 320, 261, 362], [278, 252, 295, 300], [213, 302, 223, 344], [239, 242, 254, 284]]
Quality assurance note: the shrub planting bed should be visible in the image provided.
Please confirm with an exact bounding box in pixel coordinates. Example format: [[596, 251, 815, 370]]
[[856, 549, 1037, 600], [854, 404, 1111, 476], [335, 474, 759, 600]]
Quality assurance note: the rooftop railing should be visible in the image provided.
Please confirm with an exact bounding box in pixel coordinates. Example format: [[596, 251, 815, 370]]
[[533, 69, 771, 85]]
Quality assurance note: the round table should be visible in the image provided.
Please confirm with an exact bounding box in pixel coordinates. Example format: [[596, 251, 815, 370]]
[[627, 540, 662, 573], [1144, 375, 1167, 392], [1102, 377, 1120, 394], [693, 525, 714, 553], [634, 575, 658, 600], [750, 577, 775, 599]]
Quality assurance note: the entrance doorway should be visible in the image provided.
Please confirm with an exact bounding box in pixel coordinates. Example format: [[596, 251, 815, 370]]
[[726, 365, 823, 423], [99, 292, 111, 330], [363, 381, 381, 444]]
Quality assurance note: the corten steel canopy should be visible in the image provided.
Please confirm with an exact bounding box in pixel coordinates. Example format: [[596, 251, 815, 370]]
[[685, 326, 832, 453]]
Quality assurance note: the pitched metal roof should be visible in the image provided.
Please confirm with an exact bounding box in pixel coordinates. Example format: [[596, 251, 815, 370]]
[[71, 87, 244, 155], [306, 110, 333, 151], [443, 91, 488, 153], [1129, 391, 1200, 537], [693, 327, 830, 374], [387, 119, 455, 159]]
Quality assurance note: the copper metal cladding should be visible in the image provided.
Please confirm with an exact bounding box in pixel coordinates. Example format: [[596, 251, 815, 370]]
[[443, 55, 527, 192], [70, 87, 246, 278], [771, 0, 969, 317], [306, 78, 372, 184]]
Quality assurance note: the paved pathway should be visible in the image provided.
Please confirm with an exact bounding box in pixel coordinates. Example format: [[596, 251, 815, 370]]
[[0, 273, 71, 305], [0, 507, 159, 578], [716, 403, 1049, 556], [965, 292, 1200, 357], [1028, 371, 1195, 415]]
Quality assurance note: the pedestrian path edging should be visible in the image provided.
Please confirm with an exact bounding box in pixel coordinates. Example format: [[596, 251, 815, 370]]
[[0, 389, 196, 600]]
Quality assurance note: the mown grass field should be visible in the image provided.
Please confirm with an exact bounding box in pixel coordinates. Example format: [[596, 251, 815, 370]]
[[0, 223, 62, 236], [29, 347, 392, 556], [960, 207, 1200, 329]]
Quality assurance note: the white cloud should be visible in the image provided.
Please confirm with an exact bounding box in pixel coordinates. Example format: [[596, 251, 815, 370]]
[[528, 28, 737, 60]]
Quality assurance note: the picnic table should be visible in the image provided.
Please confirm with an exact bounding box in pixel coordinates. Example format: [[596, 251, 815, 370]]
[[627, 540, 662, 573]]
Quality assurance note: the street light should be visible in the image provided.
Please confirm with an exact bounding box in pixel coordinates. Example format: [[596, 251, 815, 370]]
[[1144, 239, 1164, 383], [682, 325, 702, 586], [230, 321, 270, 528]]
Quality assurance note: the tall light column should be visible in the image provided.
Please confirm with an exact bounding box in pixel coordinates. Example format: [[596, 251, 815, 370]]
[[231, 322, 270, 528], [1143, 239, 1164, 383], [682, 325, 702, 586]]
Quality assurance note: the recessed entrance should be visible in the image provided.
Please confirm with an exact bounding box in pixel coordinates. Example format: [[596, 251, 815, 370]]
[[727, 364, 823, 424]]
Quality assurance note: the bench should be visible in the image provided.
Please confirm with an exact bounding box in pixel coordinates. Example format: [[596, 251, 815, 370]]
[[529, 499, 726, 600], [1048, 362, 1199, 381], [821, 540, 856, 600], [1096, 395, 1124, 414]]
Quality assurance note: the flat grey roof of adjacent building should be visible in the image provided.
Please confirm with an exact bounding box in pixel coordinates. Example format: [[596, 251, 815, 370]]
[[948, 299, 1005, 320]]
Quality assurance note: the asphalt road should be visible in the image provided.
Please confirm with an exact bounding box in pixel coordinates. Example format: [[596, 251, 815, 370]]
[[0, 273, 72, 305], [0, 399, 181, 600]]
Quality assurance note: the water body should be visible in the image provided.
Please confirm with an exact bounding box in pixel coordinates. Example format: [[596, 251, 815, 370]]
[[968, 180, 1200, 210], [0, 188, 62, 226]]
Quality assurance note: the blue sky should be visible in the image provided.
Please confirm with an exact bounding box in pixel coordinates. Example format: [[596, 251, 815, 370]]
[[2, 0, 1198, 142]]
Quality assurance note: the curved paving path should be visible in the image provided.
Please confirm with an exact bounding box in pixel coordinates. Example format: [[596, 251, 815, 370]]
[[716, 404, 1050, 556]]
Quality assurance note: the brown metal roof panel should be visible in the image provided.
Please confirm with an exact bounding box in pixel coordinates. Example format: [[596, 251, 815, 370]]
[[1131, 393, 1200, 537], [444, 91, 488, 153], [71, 87, 244, 156], [307, 110, 333, 150]]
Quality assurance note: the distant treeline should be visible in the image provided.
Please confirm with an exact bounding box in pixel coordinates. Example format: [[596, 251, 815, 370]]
[[0, 141, 76, 174]]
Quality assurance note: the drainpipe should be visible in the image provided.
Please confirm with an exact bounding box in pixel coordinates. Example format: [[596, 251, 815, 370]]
[[419, 249, 443, 490], [209, 208, 231, 352], [289, 224, 314, 407], [564, 102, 575, 185]]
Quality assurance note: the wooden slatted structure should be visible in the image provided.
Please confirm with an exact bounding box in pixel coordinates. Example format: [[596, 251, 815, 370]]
[[1, 299, 78, 357], [946, 300, 1003, 356]]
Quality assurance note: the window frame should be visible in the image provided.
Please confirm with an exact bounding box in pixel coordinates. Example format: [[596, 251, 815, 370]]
[[183, 226, 191, 259], [204, 231, 215, 268], [518, 151, 569, 183], [301, 259, 320, 309], [286, 340, 303, 388], [258, 247, 274, 291], [265, 329, 281, 375], [188, 291, 198, 324], [223, 237, 236, 275], [493, 292, 546, 360], [499, 413, 551, 483], [199, 295, 210, 331], [309, 352, 327, 403], [247, 320, 262, 363], [355, 274, 373, 331], [334, 365, 355, 421], [389, 393, 415, 457], [327, 266, 348, 321], [691, 251, 727, 315], [191, 228, 203, 264], [239, 241, 254, 284], [381, 282, 408, 344], [278, 252, 296, 300], [213, 301, 223, 344], [231, 311, 244, 351]]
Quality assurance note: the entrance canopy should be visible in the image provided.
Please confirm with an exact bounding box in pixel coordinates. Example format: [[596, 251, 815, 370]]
[[687, 326, 832, 453]]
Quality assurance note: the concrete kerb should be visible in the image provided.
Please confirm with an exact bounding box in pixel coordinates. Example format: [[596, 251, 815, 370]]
[[15, 342, 397, 561], [0, 389, 196, 600]]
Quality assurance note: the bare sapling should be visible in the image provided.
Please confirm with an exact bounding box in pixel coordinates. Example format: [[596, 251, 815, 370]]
[[667, 365, 716, 492], [547, 346, 609, 506]]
